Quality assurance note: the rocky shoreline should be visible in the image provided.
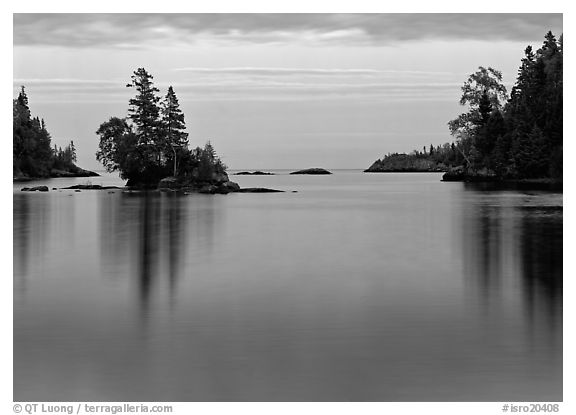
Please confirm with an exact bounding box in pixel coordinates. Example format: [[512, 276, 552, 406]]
[[441, 166, 562, 190], [20, 172, 287, 194], [364, 155, 447, 173], [14, 167, 100, 182]]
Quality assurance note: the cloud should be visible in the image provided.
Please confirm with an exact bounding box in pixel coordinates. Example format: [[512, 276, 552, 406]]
[[13, 14, 563, 48], [172, 67, 458, 77], [13, 70, 462, 104]]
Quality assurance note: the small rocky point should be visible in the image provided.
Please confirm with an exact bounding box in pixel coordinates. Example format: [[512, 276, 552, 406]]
[[21, 186, 49, 192], [157, 173, 284, 194], [289, 168, 332, 175]]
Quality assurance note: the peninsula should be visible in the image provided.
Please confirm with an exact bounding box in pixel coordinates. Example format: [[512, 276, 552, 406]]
[[364, 32, 562, 184]]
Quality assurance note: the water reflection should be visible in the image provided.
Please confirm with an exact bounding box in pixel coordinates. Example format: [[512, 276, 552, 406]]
[[462, 186, 562, 336], [518, 206, 563, 332], [13, 194, 51, 296], [99, 192, 221, 316], [165, 194, 184, 305], [13, 194, 31, 293], [14, 176, 562, 401]]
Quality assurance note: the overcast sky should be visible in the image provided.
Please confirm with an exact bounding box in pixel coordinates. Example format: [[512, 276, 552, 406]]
[[13, 13, 563, 170]]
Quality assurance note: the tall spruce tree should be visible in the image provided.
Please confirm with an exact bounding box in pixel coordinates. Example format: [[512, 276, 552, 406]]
[[125, 68, 165, 181], [161, 86, 189, 176], [126, 68, 161, 155], [97, 68, 228, 186]]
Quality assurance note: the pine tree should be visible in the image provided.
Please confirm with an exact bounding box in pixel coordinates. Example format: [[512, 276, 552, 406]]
[[126, 68, 161, 148], [161, 86, 188, 176], [70, 140, 77, 163]]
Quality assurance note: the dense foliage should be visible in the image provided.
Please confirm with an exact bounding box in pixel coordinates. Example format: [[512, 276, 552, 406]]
[[96, 68, 226, 185], [450, 31, 562, 179], [13, 86, 79, 178], [367, 32, 562, 181], [366, 143, 466, 172]]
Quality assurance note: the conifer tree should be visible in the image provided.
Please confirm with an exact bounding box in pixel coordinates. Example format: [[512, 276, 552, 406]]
[[161, 86, 188, 176], [126, 68, 161, 155]]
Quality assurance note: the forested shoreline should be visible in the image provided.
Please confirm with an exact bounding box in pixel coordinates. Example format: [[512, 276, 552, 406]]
[[14, 32, 562, 186], [366, 32, 562, 182], [13, 87, 98, 181]]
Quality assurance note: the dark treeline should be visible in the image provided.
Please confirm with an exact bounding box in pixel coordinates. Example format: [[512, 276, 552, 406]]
[[13, 87, 88, 179], [96, 68, 226, 186], [52, 142, 77, 170], [367, 32, 562, 180], [366, 142, 466, 172], [449, 31, 562, 180]]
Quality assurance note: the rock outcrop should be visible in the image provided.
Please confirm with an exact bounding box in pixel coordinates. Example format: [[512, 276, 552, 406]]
[[21, 186, 49, 192], [365, 154, 446, 172], [235, 188, 284, 193], [61, 184, 123, 190], [442, 166, 499, 182], [235, 171, 274, 175], [289, 168, 332, 175]]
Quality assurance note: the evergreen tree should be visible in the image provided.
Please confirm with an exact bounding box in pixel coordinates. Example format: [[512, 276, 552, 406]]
[[512, 126, 550, 178], [446, 32, 562, 179], [70, 140, 77, 163], [126, 68, 161, 152], [161, 86, 189, 176], [13, 87, 54, 177], [125, 68, 166, 180], [97, 68, 228, 186]]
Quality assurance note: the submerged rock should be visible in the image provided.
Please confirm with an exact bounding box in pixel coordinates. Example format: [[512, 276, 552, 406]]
[[289, 168, 332, 175], [61, 184, 123, 190], [235, 188, 284, 193]]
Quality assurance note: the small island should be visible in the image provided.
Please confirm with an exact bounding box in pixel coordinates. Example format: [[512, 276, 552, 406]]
[[290, 168, 332, 175], [14, 69, 286, 195], [93, 68, 285, 194], [13, 87, 99, 182], [235, 171, 274, 175]]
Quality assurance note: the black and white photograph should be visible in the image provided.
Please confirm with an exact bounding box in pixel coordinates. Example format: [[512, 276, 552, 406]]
[[12, 9, 565, 407]]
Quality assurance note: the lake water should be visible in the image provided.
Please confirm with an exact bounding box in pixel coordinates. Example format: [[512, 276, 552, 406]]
[[13, 171, 563, 401]]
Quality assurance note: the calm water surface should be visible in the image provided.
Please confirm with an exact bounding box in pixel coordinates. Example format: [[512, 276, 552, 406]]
[[13, 171, 562, 401]]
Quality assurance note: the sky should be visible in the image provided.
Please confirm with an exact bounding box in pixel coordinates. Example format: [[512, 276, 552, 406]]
[[13, 13, 563, 170]]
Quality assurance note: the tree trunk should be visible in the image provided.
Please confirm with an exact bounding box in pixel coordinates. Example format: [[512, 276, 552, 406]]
[[172, 146, 177, 177]]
